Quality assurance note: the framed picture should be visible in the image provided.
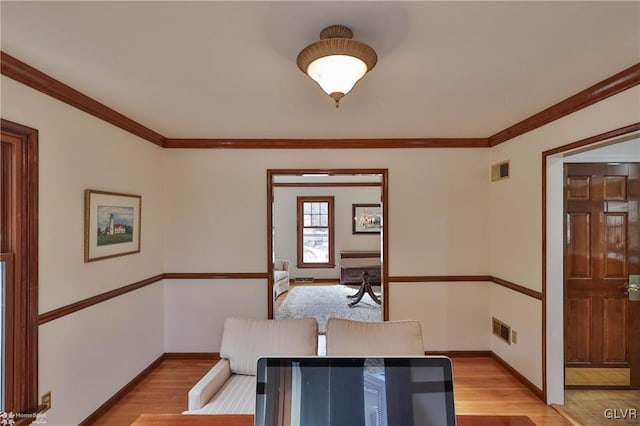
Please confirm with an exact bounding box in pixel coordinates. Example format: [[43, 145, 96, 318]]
[[85, 189, 141, 262], [352, 203, 382, 234]]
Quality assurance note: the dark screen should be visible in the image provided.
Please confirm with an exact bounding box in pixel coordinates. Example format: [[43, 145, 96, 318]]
[[255, 357, 456, 426]]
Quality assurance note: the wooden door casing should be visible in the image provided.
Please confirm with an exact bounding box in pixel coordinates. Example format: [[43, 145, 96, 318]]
[[564, 163, 639, 388], [0, 120, 39, 415]]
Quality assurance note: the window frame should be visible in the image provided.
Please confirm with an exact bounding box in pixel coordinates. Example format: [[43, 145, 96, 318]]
[[296, 196, 335, 268]]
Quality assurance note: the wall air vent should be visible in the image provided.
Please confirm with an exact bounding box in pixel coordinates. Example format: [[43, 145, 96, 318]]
[[491, 161, 510, 182], [294, 277, 314, 284], [492, 317, 511, 345]]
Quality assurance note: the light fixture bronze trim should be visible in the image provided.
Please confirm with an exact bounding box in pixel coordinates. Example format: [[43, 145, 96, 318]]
[[297, 25, 377, 107]]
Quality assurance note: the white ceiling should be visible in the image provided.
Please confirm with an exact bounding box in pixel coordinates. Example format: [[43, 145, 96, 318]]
[[1, 1, 639, 140]]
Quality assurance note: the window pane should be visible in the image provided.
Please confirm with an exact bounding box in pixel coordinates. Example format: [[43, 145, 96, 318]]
[[302, 228, 329, 263], [304, 203, 311, 214], [320, 215, 328, 226], [320, 203, 328, 214], [304, 214, 311, 227], [311, 203, 320, 214]]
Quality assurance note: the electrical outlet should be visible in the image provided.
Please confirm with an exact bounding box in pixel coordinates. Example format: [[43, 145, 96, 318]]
[[41, 391, 51, 412], [512, 330, 518, 344]]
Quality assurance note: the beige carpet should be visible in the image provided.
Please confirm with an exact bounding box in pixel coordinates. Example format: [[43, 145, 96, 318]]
[[275, 284, 382, 333]]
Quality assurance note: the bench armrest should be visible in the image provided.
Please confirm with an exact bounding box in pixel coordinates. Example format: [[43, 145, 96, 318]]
[[187, 359, 232, 410]]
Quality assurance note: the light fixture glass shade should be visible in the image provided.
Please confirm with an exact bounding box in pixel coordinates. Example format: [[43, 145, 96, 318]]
[[297, 25, 377, 107], [306, 55, 368, 96]]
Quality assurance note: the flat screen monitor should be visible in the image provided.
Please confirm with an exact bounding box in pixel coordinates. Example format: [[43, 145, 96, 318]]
[[255, 356, 456, 426]]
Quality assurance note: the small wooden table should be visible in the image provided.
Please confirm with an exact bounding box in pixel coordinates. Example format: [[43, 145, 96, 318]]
[[347, 270, 382, 307], [132, 414, 535, 425]]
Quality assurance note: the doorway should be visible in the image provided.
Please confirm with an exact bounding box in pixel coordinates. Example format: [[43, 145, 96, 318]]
[[544, 128, 639, 418], [266, 169, 389, 327], [564, 162, 639, 388]]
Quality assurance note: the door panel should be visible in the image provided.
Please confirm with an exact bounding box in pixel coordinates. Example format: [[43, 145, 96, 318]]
[[566, 297, 591, 363], [567, 213, 591, 278], [603, 213, 626, 277], [564, 163, 639, 388], [602, 297, 626, 363]]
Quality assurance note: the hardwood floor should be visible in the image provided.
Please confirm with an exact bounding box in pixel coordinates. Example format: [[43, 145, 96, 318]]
[[561, 389, 640, 425], [91, 358, 217, 426], [88, 357, 570, 425], [452, 358, 570, 425]]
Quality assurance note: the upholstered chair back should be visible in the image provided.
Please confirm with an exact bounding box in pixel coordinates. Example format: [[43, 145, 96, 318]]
[[219, 317, 318, 375], [325, 318, 424, 356]]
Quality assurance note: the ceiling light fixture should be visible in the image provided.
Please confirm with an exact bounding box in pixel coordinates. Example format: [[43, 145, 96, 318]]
[[297, 25, 377, 108]]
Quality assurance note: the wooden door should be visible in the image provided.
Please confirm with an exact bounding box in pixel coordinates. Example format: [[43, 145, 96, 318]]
[[564, 163, 639, 388]]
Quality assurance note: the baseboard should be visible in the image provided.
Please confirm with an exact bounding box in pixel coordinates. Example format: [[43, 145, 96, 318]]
[[491, 352, 544, 401], [79, 353, 165, 425], [164, 352, 220, 360], [292, 278, 340, 284], [425, 350, 492, 358]]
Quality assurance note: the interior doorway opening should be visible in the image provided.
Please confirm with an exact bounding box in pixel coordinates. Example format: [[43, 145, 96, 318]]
[[545, 127, 640, 409], [266, 169, 389, 330]]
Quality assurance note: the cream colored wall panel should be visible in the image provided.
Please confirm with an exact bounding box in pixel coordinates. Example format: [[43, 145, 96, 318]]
[[164, 279, 267, 352], [490, 284, 543, 390], [38, 284, 164, 426], [161, 150, 268, 272], [387, 150, 491, 276], [389, 282, 491, 351], [1, 76, 165, 312], [162, 149, 491, 277]]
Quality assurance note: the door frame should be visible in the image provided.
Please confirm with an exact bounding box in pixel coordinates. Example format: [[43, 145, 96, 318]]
[[543, 123, 640, 403], [0, 119, 39, 415], [266, 168, 389, 320]]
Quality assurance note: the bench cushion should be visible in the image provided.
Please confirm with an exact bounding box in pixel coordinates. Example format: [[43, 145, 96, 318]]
[[185, 374, 255, 414]]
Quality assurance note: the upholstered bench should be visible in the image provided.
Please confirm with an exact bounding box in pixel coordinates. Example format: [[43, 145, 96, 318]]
[[184, 317, 318, 415]]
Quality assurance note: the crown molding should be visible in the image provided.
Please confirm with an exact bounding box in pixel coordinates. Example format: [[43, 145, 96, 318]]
[[489, 63, 640, 146], [1, 50, 638, 148], [0, 51, 166, 147], [164, 138, 489, 149]]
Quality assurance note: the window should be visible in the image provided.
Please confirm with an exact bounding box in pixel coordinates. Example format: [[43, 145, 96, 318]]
[[297, 197, 335, 268]]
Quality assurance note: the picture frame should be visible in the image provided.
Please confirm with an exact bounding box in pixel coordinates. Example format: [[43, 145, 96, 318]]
[[352, 203, 382, 234], [84, 189, 141, 262]]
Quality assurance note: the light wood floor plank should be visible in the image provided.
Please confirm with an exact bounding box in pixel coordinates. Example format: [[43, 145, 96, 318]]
[[563, 389, 640, 425], [89, 357, 572, 425], [91, 359, 217, 426]]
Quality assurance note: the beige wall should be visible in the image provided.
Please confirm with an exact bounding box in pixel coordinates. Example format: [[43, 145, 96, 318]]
[[1, 76, 166, 425]]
